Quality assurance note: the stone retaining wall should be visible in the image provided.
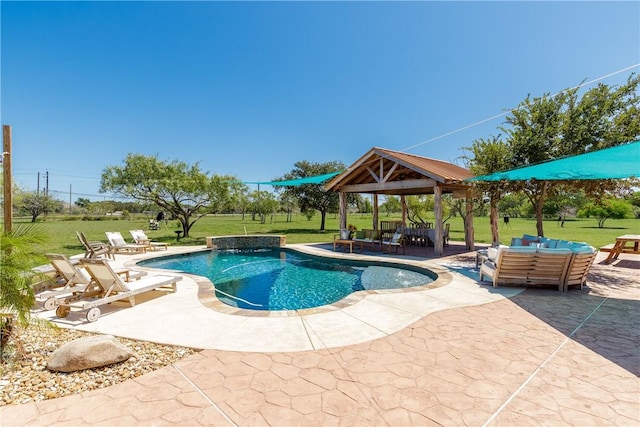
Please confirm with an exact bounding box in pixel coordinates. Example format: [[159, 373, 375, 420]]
[[205, 235, 286, 250]]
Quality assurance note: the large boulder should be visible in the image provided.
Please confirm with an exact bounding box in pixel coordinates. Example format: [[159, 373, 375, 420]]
[[47, 335, 133, 372]]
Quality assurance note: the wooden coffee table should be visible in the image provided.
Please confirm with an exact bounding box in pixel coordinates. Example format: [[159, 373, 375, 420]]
[[333, 239, 353, 253]]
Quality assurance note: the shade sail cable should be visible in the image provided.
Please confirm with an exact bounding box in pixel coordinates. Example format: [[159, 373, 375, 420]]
[[244, 171, 343, 186]]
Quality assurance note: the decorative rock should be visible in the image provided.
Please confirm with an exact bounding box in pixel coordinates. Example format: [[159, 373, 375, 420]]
[[47, 335, 133, 372]]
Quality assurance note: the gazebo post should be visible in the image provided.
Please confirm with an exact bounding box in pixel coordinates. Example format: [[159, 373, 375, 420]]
[[400, 195, 407, 225], [372, 194, 379, 230], [434, 184, 443, 256], [339, 191, 347, 231]]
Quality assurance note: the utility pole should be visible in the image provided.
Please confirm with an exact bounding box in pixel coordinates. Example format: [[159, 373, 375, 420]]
[[37, 171, 40, 194], [3, 125, 13, 233], [45, 170, 49, 196], [69, 184, 72, 215]]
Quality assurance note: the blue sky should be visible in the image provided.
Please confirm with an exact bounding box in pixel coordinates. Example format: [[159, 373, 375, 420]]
[[2, 1, 639, 201]]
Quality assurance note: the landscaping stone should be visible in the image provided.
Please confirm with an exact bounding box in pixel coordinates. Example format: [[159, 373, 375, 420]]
[[47, 335, 133, 372]]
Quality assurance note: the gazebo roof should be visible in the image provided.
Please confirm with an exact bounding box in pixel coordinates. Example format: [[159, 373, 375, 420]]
[[325, 147, 473, 196]]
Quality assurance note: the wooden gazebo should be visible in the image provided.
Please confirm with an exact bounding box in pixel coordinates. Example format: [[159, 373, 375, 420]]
[[324, 147, 475, 256]]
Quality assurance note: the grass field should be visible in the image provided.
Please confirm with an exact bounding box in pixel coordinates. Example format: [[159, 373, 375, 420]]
[[7, 212, 639, 266]]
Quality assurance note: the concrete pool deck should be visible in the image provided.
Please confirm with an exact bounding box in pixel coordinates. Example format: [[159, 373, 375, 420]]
[[2, 243, 639, 425]]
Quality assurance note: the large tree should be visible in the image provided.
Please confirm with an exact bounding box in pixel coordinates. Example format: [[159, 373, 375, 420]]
[[100, 154, 235, 237], [18, 191, 60, 222], [275, 160, 347, 231], [500, 74, 640, 236], [249, 190, 279, 224], [465, 136, 512, 246]]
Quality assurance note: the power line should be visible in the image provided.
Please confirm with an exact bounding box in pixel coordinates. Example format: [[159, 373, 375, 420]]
[[46, 188, 126, 200], [402, 63, 640, 152]]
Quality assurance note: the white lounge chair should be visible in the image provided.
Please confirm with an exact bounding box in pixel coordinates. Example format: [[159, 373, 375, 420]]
[[38, 254, 146, 311], [55, 258, 181, 322], [129, 229, 169, 251], [105, 231, 148, 254]]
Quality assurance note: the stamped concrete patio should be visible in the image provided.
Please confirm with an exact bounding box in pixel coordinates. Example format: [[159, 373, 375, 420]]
[[1, 244, 638, 426]]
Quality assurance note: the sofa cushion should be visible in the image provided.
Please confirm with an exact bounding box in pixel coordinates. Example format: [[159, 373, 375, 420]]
[[504, 246, 538, 254], [488, 245, 509, 261], [537, 248, 572, 255], [569, 243, 595, 253], [539, 237, 559, 248], [555, 240, 571, 249]]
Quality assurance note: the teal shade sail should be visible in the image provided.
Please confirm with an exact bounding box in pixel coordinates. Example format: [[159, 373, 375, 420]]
[[245, 171, 343, 186], [468, 141, 640, 182]]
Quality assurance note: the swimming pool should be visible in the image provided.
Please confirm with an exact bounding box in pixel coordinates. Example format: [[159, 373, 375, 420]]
[[139, 248, 436, 311]]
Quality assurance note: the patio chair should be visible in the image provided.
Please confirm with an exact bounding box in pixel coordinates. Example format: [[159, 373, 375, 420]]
[[37, 254, 147, 311], [105, 231, 148, 254], [382, 228, 406, 254], [129, 229, 169, 251], [76, 231, 113, 259], [55, 258, 181, 323], [380, 220, 405, 242]]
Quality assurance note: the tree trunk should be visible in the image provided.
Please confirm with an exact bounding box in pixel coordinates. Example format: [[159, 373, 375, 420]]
[[320, 211, 326, 231], [532, 181, 548, 237], [181, 218, 191, 237], [490, 196, 500, 246], [535, 200, 545, 237]]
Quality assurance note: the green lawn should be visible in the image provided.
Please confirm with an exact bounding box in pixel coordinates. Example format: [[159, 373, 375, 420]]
[[8, 212, 639, 267]]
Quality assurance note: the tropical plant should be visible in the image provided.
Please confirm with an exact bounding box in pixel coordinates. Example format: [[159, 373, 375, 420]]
[[0, 225, 48, 360]]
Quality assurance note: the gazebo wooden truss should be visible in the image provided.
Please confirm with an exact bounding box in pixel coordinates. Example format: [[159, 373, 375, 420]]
[[325, 147, 475, 256]]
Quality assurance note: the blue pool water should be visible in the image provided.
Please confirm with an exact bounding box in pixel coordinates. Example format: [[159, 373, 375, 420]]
[[139, 249, 435, 311]]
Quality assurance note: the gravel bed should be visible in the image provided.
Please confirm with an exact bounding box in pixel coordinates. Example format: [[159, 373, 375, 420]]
[[0, 324, 199, 406]]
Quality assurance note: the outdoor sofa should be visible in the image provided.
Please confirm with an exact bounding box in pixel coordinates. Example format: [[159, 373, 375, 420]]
[[352, 229, 382, 252], [480, 234, 597, 291]]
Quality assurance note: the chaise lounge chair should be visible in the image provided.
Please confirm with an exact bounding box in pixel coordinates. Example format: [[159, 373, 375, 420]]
[[129, 229, 169, 251], [105, 231, 148, 254], [76, 231, 113, 259], [38, 254, 146, 311], [55, 258, 181, 322]]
